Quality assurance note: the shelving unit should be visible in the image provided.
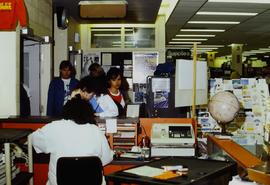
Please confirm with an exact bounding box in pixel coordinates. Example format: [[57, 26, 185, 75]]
[[112, 122, 137, 150], [0, 128, 33, 185], [96, 118, 138, 150]]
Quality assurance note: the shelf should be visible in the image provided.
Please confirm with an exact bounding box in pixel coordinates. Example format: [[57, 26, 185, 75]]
[[12, 172, 33, 185], [0, 129, 32, 143]]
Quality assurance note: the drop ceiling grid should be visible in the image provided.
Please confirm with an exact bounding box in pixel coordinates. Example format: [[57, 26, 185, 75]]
[[166, 0, 270, 56]]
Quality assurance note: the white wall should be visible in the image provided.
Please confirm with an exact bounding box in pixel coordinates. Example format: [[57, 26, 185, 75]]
[[40, 44, 52, 115], [0, 31, 20, 117]]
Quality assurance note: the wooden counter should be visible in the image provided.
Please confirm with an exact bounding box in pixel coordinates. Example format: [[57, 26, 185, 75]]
[[207, 135, 262, 168], [208, 135, 270, 184], [0, 116, 143, 185]]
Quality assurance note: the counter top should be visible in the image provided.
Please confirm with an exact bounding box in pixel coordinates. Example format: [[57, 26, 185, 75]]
[[0, 116, 139, 124], [0, 116, 57, 123]]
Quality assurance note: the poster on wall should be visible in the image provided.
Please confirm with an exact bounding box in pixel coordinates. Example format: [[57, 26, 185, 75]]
[[133, 52, 158, 83], [82, 52, 101, 78], [152, 78, 170, 108]]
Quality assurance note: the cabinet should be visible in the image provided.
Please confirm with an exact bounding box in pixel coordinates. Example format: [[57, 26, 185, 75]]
[[0, 128, 33, 185], [96, 118, 138, 150]]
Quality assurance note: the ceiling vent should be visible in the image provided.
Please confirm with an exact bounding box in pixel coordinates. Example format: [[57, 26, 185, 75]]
[[79, 1, 128, 18]]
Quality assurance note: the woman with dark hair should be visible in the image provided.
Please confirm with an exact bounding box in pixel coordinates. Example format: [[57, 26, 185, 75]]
[[105, 67, 126, 116], [31, 96, 113, 185]]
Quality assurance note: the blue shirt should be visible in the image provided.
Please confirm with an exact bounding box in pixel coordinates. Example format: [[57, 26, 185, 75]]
[[89, 96, 103, 113]]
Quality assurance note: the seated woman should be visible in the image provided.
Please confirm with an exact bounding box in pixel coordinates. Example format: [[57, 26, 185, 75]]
[[31, 95, 114, 185]]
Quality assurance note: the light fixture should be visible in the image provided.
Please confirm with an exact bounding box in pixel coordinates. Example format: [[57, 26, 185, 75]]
[[180, 29, 225, 32], [250, 50, 267, 53], [191, 49, 215, 51], [196, 11, 258, 16], [198, 45, 225, 47], [208, 0, 270, 3], [79, 0, 128, 18], [166, 46, 192, 49], [169, 41, 202, 44], [259, 48, 270, 51], [176, 34, 216, 37], [188, 21, 240, 24], [197, 47, 218, 50], [172, 38, 208, 41]]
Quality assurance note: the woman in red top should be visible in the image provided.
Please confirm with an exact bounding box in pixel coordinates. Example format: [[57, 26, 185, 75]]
[[106, 67, 126, 116]]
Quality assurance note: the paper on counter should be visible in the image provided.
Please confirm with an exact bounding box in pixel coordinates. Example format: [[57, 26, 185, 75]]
[[124, 166, 164, 177]]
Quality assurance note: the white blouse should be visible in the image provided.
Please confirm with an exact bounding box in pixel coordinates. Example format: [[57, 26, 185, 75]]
[[31, 119, 114, 185]]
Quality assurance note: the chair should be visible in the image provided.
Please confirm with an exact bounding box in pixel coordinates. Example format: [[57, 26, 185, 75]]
[[56, 156, 103, 185]]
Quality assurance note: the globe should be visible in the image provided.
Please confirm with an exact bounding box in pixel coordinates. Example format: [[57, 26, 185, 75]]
[[208, 91, 240, 134]]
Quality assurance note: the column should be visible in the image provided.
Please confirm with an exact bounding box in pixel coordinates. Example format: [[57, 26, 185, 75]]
[[231, 44, 243, 75]]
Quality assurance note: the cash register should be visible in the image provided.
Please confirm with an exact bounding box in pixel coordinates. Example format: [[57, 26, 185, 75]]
[[150, 123, 195, 157]]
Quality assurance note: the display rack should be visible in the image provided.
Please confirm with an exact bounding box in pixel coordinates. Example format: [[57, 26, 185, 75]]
[[0, 128, 33, 185], [96, 118, 138, 150]]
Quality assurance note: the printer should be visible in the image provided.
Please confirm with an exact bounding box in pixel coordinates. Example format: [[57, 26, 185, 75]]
[[150, 123, 195, 157]]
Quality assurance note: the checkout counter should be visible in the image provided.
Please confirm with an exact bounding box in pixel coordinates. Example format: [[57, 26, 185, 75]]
[[1, 117, 267, 185], [0, 117, 196, 185]]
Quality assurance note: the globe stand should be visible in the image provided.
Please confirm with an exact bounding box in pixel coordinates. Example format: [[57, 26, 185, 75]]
[[217, 121, 233, 137]]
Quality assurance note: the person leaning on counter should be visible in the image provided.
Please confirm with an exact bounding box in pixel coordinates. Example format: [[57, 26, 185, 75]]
[[31, 94, 114, 185]]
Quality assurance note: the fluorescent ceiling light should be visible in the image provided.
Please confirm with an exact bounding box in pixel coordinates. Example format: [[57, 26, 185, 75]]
[[169, 41, 202, 44], [208, 0, 270, 3], [198, 45, 225, 47], [196, 11, 258, 16], [180, 29, 225, 32], [243, 51, 264, 54], [172, 38, 208, 41], [166, 44, 224, 47], [79, 1, 128, 5], [176, 34, 215, 37], [191, 49, 215, 51], [259, 48, 270, 51], [166, 46, 192, 49], [188, 21, 240, 24], [250, 50, 267, 53], [197, 47, 218, 50]]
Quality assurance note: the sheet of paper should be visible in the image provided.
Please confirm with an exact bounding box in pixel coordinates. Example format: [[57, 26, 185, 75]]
[[106, 119, 117, 133], [126, 104, 140, 118], [102, 53, 112, 65], [124, 166, 164, 177], [152, 78, 170, 92]]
